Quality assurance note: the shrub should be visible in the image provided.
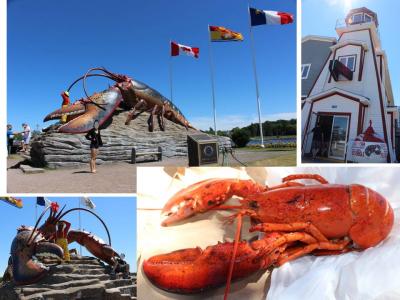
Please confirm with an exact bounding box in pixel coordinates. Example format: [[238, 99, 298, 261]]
[[231, 129, 250, 148]]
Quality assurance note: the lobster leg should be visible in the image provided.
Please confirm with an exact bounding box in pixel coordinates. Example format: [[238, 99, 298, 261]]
[[125, 99, 146, 125], [250, 222, 329, 242], [248, 232, 318, 268], [157, 105, 165, 131], [147, 106, 158, 132], [276, 239, 350, 266], [282, 174, 329, 184], [266, 181, 305, 190], [311, 247, 354, 256], [67, 230, 120, 266]]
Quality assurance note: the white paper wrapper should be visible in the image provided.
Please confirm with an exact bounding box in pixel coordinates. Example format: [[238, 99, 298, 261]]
[[137, 167, 400, 300]]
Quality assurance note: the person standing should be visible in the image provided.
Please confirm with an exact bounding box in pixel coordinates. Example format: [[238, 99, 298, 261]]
[[310, 122, 324, 160], [21, 123, 31, 153], [7, 124, 14, 155], [55, 220, 71, 262], [60, 91, 70, 124], [85, 120, 103, 173]]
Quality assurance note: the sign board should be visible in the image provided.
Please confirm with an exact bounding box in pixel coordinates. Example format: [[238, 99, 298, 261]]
[[351, 140, 388, 163], [187, 134, 219, 166]]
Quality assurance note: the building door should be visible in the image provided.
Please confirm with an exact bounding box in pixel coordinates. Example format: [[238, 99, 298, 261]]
[[314, 115, 333, 157], [328, 116, 349, 160]]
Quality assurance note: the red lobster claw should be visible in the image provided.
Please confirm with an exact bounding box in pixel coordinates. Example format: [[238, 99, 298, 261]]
[[161, 178, 266, 226], [143, 233, 284, 294]]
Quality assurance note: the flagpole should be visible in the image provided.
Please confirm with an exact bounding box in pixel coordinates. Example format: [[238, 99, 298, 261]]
[[169, 40, 173, 102], [248, 5, 265, 148], [78, 198, 82, 256], [35, 202, 37, 222], [208, 25, 218, 136]]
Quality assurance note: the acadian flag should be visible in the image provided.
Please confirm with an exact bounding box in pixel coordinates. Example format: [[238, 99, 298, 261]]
[[209, 26, 244, 42], [81, 196, 96, 210], [171, 41, 199, 58], [37, 196, 53, 207], [250, 8, 294, 26], [1, 197, 23, 209]]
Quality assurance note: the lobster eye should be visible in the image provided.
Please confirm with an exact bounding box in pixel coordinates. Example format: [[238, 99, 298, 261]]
[[249, 201, 259, 209]]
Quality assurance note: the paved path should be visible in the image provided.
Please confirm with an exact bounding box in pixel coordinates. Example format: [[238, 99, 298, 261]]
[[7, 158, 136, 193], [7, 150, 295, 193]]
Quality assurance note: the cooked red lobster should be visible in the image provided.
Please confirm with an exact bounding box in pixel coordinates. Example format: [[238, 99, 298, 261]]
[[143, 174, 394, 299]]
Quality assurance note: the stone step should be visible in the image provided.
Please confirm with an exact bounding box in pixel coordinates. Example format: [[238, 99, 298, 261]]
[[20, 164, 45, 174], [29, 274, 110, 287], [24, 279, 136, 300], [104, 278, 134, 289], [105, 284, 136, 295], [21, 278, 101, 293], [24, 282, 106, 300], [43, 256, 101, 263], [59, 259, 102, 265], [51, 264, 107, 275]]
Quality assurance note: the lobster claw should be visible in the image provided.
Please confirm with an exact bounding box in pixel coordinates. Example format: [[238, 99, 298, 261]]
[[143, 234, 283, 294], [44, 87, 123, 133], [12, 241, 64, 285], [161, 179, 266, 226]]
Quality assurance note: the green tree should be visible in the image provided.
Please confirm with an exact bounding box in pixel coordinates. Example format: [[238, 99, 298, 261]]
[[231, 128, 250, 147]]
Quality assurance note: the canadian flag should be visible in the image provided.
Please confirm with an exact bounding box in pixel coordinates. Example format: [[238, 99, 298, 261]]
[[171, 41, 199, 58]]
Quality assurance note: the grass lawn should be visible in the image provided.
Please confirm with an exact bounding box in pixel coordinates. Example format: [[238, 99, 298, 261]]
[[242, 147, 296, 152], [245, 150, 296, 166], [250, 135, 296, 140]]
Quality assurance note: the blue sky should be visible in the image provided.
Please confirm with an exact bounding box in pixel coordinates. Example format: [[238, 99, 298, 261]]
[[0, 197, 137, 273], [303, 0, 399, 103], [7, 0, 296, 131]]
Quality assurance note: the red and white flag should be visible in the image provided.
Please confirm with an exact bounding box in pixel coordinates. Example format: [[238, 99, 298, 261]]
[[250, 8, 294, 26], [264, 11, 293, 25], [171, 41, 199, 58]]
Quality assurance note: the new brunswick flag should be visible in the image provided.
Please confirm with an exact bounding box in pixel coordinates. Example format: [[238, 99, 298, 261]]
[[1, 197, 23, 208], [209, 26, 243, 42]]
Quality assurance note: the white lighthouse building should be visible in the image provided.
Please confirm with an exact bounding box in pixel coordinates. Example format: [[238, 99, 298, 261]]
[[302, 7, 398, 163]]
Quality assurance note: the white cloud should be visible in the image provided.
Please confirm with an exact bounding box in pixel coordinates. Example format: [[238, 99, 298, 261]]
[[191, 112, 297, 131]]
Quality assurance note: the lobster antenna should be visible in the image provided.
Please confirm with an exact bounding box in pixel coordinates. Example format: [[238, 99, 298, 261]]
[[26, 205, 52, 245], [57, 208, 112, 246], [82, 67, 111, 111], [224, 214, 243, 300], [31, 204, 67, 243], [66, 73, 115, 93], [54, 204, 67, 221]]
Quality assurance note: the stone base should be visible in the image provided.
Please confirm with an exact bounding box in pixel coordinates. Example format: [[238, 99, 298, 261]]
[[30, 110, 231, 168], [20, 164, 45, 174], [0, 256, 137, 300]]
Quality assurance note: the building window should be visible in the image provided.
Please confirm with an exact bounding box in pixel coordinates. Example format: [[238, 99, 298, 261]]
[[338, 55, 356, 72], [351, 13, 373, 24], [364, 14, 373, 23], [351, 13, 363, 23], [301, 64, 311, 79]]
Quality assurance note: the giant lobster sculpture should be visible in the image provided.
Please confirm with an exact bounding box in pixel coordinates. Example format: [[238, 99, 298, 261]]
[[44, 67, 194, 133], [143, 174, 394, 299], [3, 204, 128, 285]]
